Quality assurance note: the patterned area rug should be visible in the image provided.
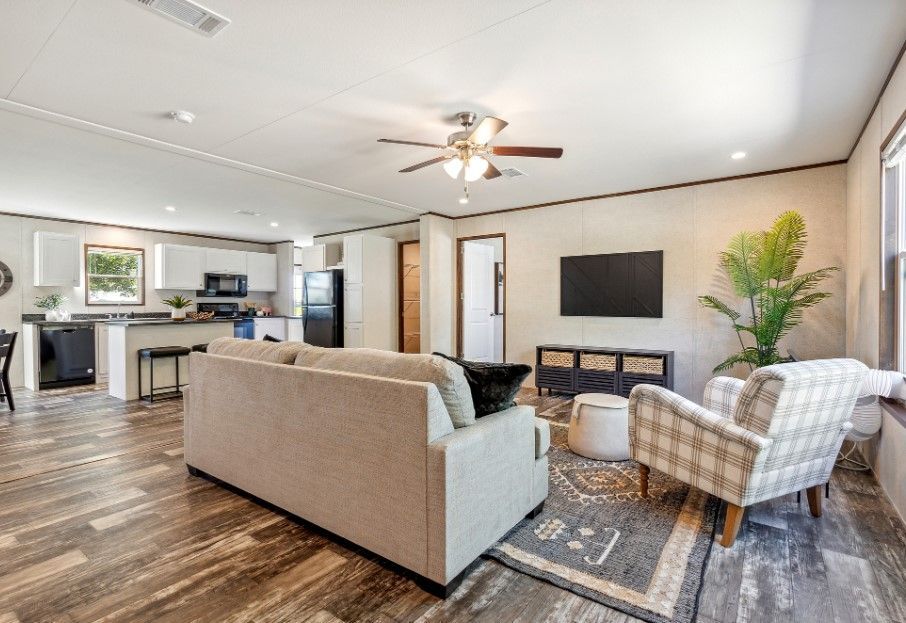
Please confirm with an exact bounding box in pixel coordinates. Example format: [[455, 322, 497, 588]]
[[485, 423, 719, 623]]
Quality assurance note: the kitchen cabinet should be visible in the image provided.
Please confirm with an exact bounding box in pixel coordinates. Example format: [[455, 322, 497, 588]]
[[205, 248, 247, 274], [286, 318, 304, 342], [33, 231, 80, 287], [154, 244, 204, 290], [342, 236, 364, 284], [253, 317, 286, 341], [342, 234, 396, 350], [344, 283, 363, 323], [344, 323, 363, 348], [246, 252, 277, 292], [95, 323, 109, 380], [300, 244, 341, 272]]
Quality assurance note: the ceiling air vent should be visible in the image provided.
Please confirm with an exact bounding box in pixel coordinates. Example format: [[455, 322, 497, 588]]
[[234, 210, 262, 217], [130, 0, 230, 37], [499, 167, 527, 178]]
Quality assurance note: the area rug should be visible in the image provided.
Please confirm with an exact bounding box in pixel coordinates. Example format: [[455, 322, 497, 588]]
[[484, 423, 719, 623]]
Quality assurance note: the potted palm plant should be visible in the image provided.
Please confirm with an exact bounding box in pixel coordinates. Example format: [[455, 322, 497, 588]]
[[161, 294, 193, 321], [35, 293, 68, 322], [699, 211, 837, 373]]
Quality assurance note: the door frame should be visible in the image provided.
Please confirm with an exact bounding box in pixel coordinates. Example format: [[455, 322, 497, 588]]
[[398, 239, 420, 353], [456, 233, 506, 360]]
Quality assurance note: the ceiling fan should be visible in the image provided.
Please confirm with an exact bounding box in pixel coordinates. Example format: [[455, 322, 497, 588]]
[[377, 112, 563, 203]]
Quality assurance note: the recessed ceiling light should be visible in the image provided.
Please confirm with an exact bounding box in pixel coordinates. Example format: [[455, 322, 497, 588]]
[[270, 222, 279, 227], [169, 110, 195, 124], [731, 151, 747, 160], [458, 197, 469, 205], [164, 205, 177, 212]]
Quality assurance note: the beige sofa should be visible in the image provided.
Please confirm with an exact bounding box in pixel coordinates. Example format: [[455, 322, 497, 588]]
[[183, 339, 549, 596]]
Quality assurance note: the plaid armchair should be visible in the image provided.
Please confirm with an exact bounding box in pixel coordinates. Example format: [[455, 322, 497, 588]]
[[629, 359, 867, 547]]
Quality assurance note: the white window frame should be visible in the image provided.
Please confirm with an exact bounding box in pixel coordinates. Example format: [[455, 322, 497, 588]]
[[883, 124, 906, 371], [85, 245, 145, 306]]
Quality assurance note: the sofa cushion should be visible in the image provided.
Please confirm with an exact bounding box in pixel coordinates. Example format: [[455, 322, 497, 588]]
[[533, 417, 550, 459], [433, 353, 532, 417], [294, 347, 475, 428], [206, 337, 311, 365]]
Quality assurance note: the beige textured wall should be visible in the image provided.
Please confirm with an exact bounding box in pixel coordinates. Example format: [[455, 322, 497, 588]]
[[453, 165, 848, 400], [846, 55, 906, 367], [845, 52, 906, 521], [0, 214, 273, 388], [420, 214, 455, 355]]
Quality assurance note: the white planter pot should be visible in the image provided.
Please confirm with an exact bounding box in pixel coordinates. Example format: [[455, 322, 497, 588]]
[[45, 309, 61, 322], [171, 308, 186, 321]]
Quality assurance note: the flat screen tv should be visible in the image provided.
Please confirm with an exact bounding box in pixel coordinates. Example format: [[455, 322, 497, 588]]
[[560, 250, 663, 317]]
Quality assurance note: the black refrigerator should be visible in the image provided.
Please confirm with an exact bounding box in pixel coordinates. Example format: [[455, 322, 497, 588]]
[[302, 269, 343, 347]]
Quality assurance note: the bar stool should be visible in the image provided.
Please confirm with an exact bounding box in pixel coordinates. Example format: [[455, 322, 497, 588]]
[[138, 346, 191, 402]]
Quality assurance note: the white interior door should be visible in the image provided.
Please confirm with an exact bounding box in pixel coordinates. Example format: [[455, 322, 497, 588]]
[[462, 241, 495, 361]]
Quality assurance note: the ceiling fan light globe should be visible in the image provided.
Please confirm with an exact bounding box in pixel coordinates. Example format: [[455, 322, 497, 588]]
[[443, 158, 463, 179], [463, 155, 489, 182]]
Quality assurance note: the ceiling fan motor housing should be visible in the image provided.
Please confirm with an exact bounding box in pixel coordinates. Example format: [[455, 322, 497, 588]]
[[447, 130, 471, 146]]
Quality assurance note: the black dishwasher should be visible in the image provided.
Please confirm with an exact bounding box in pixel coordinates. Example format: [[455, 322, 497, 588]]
[[39, 324, 96, 388]]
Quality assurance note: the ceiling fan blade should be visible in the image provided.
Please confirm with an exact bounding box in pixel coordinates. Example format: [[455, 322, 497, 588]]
[[489, 146, 563, 158], [483, 160, 502, 180], [469, 117, 508, 145], [378, 138, 448, 149], [399, 155, 450, 173]]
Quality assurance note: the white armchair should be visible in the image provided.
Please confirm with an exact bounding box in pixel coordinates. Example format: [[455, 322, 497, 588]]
[[629, 359, 867, 547]]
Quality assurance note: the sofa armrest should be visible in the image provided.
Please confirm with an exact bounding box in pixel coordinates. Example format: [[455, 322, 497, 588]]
[[628, 385, 771, 506], [426, 405, 536, 584], [703, 376, 746, 420]]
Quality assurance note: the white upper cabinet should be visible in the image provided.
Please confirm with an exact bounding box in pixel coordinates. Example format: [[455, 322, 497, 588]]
[[154, 244, 204, 290], [205, 248, 247, 274], [34, 231, 80, 287], [301, 245, 326, 272], [343, 235, 364, 284], [300, 244, 341, 272], [246, 251, 277, 292]]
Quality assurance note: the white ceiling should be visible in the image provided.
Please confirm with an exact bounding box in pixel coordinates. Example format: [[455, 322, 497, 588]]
[[0, 0, 904, 241]]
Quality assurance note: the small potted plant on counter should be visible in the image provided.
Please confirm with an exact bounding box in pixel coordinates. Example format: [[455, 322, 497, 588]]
[[161, 294, 193, 321], [35, 293, 69, 321]]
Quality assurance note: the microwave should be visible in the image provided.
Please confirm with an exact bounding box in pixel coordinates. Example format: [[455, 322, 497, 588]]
[[198, 273, 248, 298]]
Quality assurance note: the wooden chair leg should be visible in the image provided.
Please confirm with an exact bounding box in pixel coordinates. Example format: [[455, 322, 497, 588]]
[[720, 503, 745, 547], [639, 464, 649, 498], [806, 485, 822, 517]]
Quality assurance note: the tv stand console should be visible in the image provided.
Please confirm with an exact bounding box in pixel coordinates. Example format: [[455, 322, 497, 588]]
[[535, 345, 674, 398]]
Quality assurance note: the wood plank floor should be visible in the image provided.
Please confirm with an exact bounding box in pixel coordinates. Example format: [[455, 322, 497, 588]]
[[0, 385, 904, 622]]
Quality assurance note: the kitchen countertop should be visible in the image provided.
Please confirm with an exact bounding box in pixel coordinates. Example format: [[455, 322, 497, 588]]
[[106, 318, 241, 327], [23, 315, 303, 326]]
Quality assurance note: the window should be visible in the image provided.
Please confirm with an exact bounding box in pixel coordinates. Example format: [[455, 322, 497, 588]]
[[883, 122, 906, 370], [85, 245, 144, 305]]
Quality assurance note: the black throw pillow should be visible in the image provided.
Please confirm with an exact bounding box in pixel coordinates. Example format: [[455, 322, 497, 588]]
[[262, 334, 283, 342], [433, 352, 532, 417]]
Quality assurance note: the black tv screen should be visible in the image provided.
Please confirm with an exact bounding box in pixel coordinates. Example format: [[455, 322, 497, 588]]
[[560, 251, 663, 317]]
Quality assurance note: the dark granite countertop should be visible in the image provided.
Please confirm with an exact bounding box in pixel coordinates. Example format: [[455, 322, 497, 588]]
[[105, 318, 242, 327], [23, 315, 303, 326]]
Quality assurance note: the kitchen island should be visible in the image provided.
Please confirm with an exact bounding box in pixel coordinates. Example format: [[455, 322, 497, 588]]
[[107, 318, 235, 401]]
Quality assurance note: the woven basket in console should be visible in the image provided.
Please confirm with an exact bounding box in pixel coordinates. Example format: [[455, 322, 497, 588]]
[[540, 350, 573, 367], [623, 355, 664, 375], [579, 352, 617, 371]]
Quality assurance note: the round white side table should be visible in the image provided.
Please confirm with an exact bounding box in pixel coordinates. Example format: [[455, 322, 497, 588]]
[[568, 393, 630, 461]]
